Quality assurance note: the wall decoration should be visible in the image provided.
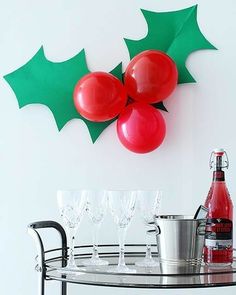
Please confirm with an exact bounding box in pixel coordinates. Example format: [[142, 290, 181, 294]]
[[4, 5, 216, 152], [117, 102, 166, 153], [125, 5, 216, 84], [73, 72, 127, 122], [124, 50, 178, 104], [4, 48, 122, 143]]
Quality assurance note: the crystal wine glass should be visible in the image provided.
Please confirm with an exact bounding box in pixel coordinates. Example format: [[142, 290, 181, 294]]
[[82, 190, 109, 266], [135, 190, 162, 267], [57, 190, 87, 272], [107, 190, 136, 273]]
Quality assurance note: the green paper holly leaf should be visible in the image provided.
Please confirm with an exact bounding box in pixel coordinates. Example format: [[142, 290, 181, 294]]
[[125, 5, 216, 84], [4, 5, 215, 143], [153, 102, 168, 112], [4, 47, 122, 143]]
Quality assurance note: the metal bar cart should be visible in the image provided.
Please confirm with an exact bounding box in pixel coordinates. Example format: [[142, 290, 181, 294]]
[[28, 221, 236, 295]]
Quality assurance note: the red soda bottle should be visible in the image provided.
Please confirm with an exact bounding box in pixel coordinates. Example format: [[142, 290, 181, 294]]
[[204, 149, 233, 266]]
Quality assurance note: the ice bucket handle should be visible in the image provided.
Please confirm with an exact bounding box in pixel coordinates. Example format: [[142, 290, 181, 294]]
[[147, 222, 161, 235], [197, 222, 206, 236]]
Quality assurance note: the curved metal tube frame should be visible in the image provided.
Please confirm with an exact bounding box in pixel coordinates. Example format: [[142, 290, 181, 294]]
[[28, 221, 67, 295]]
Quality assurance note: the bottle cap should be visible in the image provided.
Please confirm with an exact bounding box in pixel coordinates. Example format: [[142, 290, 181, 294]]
[[210, 148, 229, 169], [213, 148, 225, 156]]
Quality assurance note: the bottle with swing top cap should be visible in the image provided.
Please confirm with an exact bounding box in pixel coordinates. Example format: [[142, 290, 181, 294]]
[[204, 149, 233, 266]]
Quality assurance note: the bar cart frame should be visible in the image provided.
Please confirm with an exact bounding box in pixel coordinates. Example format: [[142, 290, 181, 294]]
[[28, 221, 236, 295], [28, 221, 68, 295]]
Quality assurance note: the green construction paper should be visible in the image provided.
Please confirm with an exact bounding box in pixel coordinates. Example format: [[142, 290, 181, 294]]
[[122, 72, 168, 112], [125, 5, 216, 84], [153, 102, 168, 112], [4, 48, 122, 143], [4, 5, 216, 144]]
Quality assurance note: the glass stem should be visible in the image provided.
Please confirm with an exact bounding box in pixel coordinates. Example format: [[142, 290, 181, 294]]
[[92, 223, 100, 260], [67, 227, 77, 268], [118, 226, 127, 267], [145, 244, 152, 260], [145, 225, 152, 260]]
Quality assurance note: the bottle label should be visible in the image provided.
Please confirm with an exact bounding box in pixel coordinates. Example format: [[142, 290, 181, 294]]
[[205, 218, 233, 250], [213, 171, 225, 181]]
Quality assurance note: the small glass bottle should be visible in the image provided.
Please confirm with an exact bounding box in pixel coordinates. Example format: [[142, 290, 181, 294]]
[[204, 148, 233, 266]]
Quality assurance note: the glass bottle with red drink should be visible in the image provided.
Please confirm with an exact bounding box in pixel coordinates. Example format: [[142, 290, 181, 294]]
[[204, 148, 233, 266]]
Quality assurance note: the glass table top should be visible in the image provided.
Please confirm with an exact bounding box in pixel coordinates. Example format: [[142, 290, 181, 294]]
[[45, 244, 236, 289]]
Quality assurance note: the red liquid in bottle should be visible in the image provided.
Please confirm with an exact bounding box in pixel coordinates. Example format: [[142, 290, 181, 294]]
[[204, 150, 233, 266]]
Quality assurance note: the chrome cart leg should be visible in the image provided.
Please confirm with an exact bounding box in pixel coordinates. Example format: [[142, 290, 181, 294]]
[[37, 262, 45, 295], [61, 282, 67, 295], [62, 278, 66, 295], [28, 228, 46, 295]]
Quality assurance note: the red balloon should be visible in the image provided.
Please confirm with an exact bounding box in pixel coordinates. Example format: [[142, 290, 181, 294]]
[[73, 72, 127, 122], [117, 102, 166, 153], [124, 50, 178, 104]]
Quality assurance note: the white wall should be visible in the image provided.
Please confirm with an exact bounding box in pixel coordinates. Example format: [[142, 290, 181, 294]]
[[0, 0, 236, 294]]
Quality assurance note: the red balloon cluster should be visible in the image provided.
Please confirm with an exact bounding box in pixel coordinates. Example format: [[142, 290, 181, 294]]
[[73, 50, 178, 153]]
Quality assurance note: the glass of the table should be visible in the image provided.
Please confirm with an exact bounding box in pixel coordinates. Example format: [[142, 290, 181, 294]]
[[45, 244, 236, 289]]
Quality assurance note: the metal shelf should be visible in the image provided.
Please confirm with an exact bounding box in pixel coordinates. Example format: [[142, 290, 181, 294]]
[[28, 221, 236, 295]]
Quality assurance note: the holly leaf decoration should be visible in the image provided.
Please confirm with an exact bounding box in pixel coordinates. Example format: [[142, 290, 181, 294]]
[[152, 102, 168, 112], [125, 5, 216, 112], [125, 5, 216, 84], [4, 5, 215, 142], [4, 47, 122, 143]]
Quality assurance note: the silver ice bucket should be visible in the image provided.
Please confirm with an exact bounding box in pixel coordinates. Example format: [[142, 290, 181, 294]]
[[149, 215, 206, 273]]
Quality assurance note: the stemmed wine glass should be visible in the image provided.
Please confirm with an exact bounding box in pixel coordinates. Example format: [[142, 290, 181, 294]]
[[135, 190, 162, 267], [57, 190, 87, 272], [107, 190, 136, 273], [82, 190, 109, 266]]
